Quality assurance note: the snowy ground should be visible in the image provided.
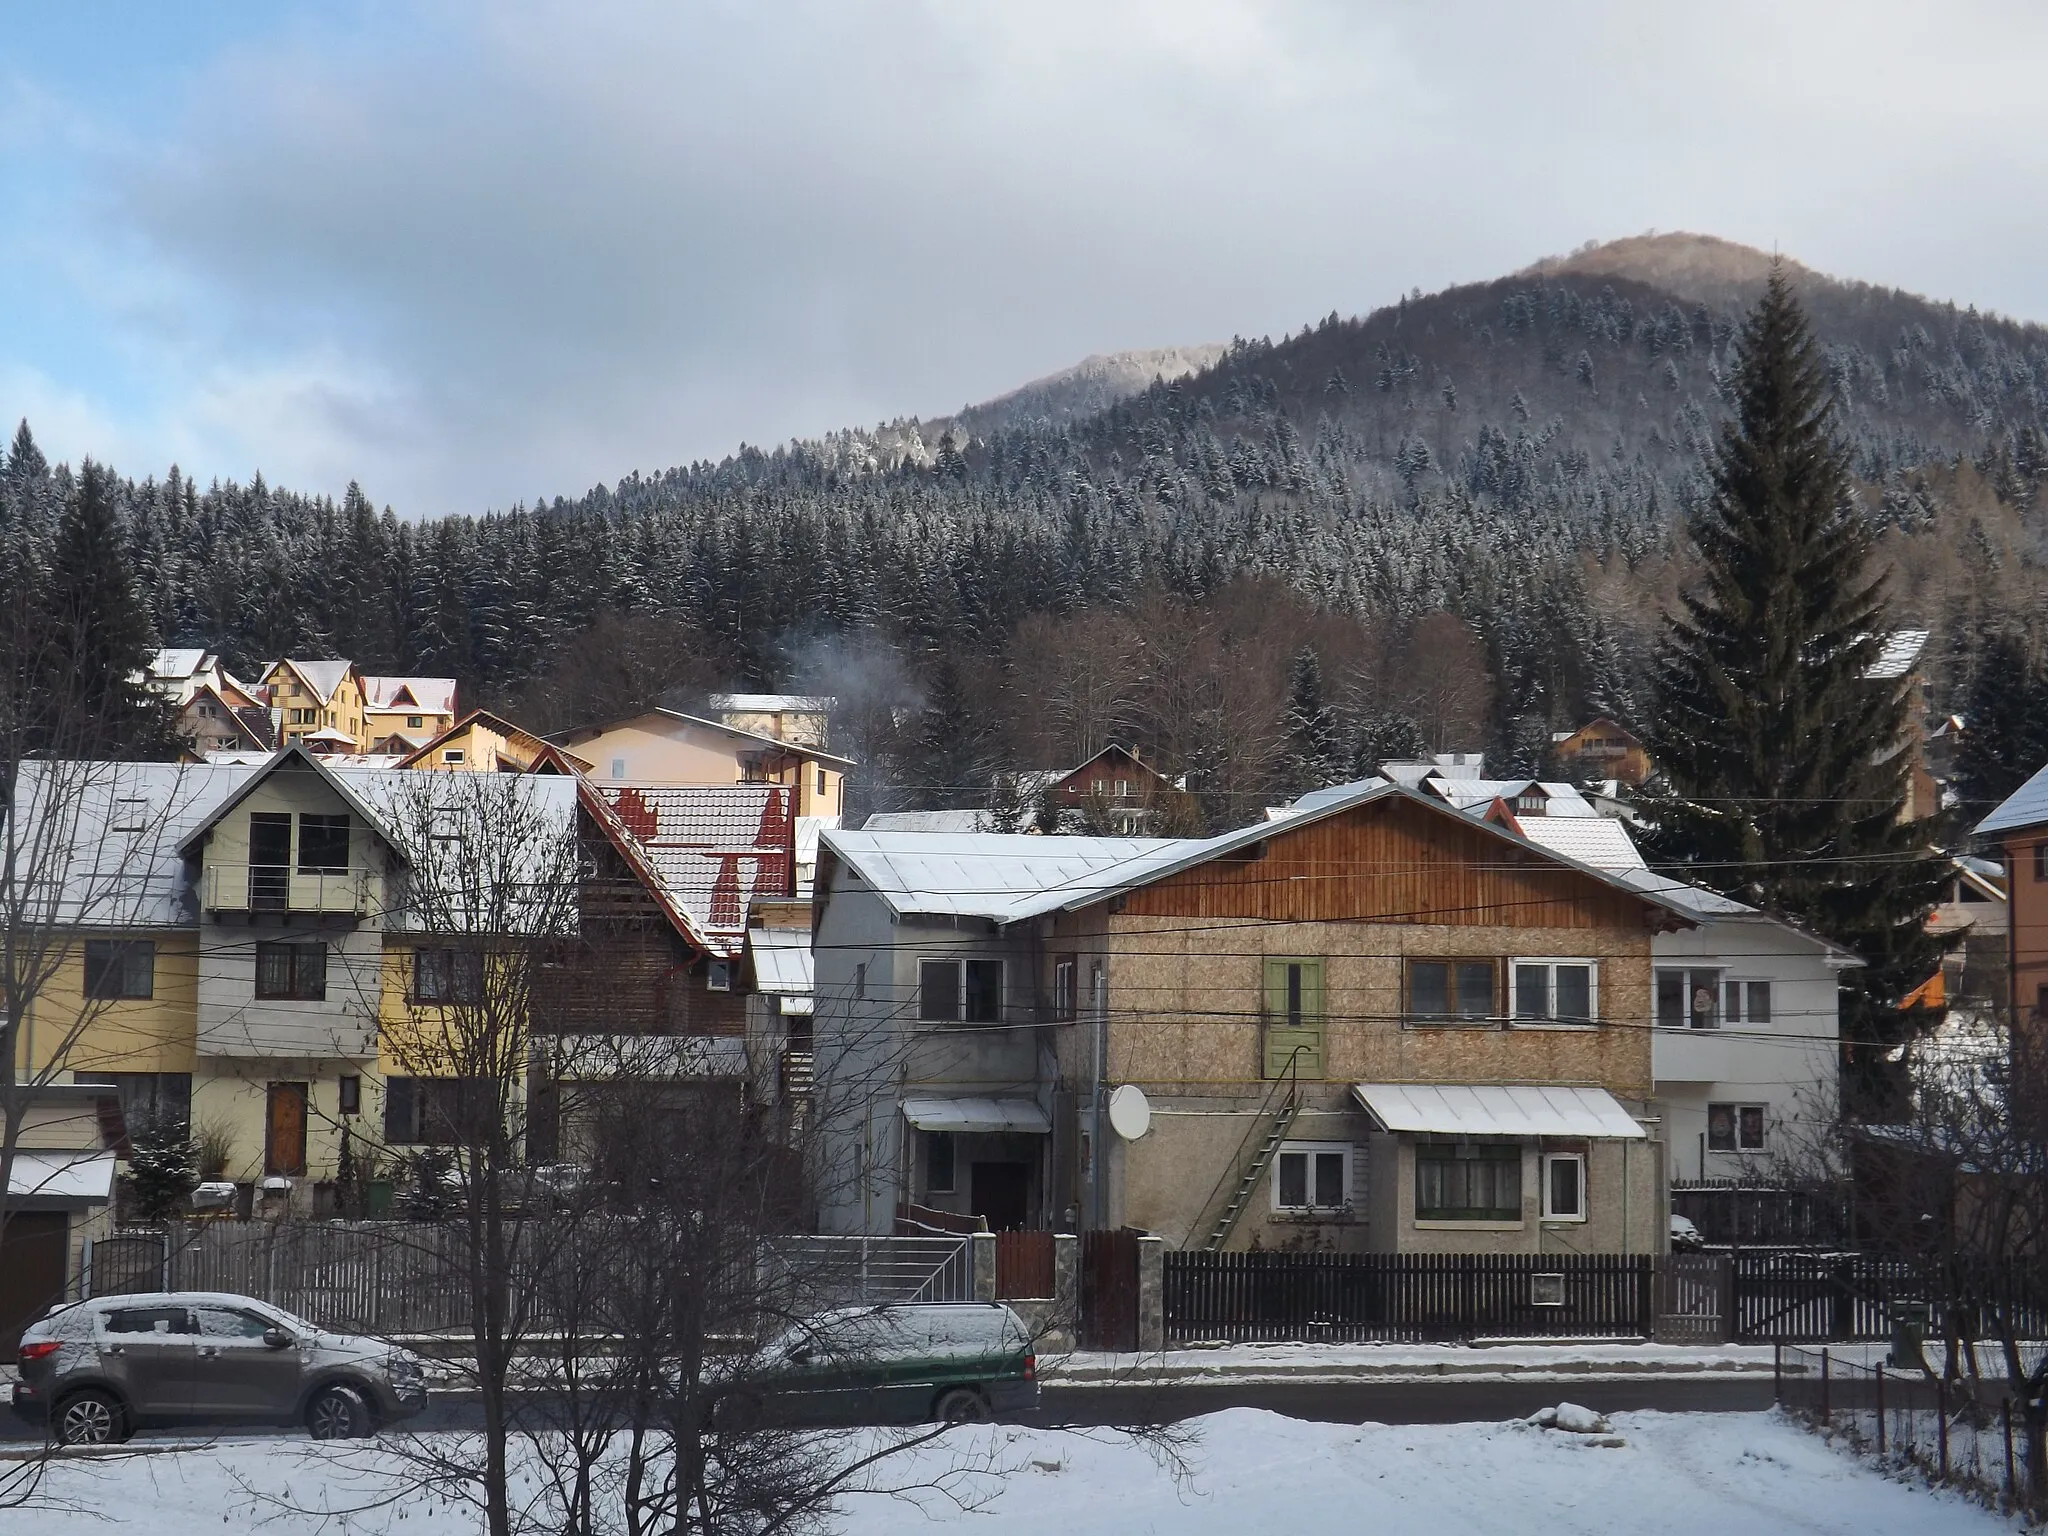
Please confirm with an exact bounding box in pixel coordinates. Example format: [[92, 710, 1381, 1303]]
[[8, 1408, 2004, 1536]]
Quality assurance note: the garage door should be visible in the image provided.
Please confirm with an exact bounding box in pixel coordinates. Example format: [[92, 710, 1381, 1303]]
[[0, 1213, 71, 1352]]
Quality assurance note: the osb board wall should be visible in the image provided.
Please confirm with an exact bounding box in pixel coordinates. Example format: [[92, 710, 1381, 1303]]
[[1119, 796, 1665, 931], [1081, 915, 1653, 1098]]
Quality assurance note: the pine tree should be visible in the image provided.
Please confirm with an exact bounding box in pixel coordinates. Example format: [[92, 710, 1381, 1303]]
[[41, 459, 175, 756], [127, 1120, 199, 1223], [1283, 648, 1344, 790], [1640, 266, 1950, 1119], [1954, 626, 2048, 821]]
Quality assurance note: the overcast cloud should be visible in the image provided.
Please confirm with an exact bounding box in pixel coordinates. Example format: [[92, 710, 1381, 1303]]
[[4, 1, 2047, 515]]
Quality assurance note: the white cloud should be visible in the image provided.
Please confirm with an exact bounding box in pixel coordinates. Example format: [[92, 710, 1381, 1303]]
[[7, 0, 2048, 513]]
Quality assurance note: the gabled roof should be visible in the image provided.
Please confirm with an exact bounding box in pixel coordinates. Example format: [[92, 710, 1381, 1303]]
[[1424, 779, 1599, 817], [176, 743, 404, 856], [553, 707, 857, 769], [149, 648, 214, 680], [363, 675, 458, 713], [1977, 760, 2048, 837], [710, 694, 832, 713], [582, 783, 796, 958], [273, 658, 355, 703], [394, 710, 591, 773], [1513, 816, 1647, 870]]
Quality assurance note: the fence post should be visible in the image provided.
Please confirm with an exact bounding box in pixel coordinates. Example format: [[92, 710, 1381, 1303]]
[[1874, 1362, 1885, 1454], [1937, 1375, 1950, 1481], [970, 1232, 997, 1303], [1819, 1348, 1830, 1425], [1773, 1340, 1782, 1404], [1135, 1235, 1164, 1353], [2004, 1398, 2016, 1509], [1635, 1254, 1654, 1340]]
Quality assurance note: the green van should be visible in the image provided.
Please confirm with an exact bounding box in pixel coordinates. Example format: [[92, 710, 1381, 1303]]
[[745, 1303, 1039, 1425]]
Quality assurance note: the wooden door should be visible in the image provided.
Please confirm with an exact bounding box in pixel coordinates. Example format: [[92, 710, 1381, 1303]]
[[1079, 1229, 1139, 1350], [265, 1082, 309, 1176], [0, 1213, 69, 1353]]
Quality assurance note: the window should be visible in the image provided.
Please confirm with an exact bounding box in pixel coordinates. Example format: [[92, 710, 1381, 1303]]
[[111, 798, 149, 833], [83, 939, 155, 1000], [289, 708, 317, 725], [443, 748, 466, 765], [1273, 1142, 1350, 1212], [297, 814, 351, 873], [817, 768, 827, 796], [1657, 967, 1724, 1029], [1262, 957, 1325, 1078], [254, 941, 327, 1001], [610, 757, 626, 780], [338, 1075, 361, 1115], [918, 958, 1003, 1023], [195, 1306, 274, 1340], [75, 1072, 191, 1140], [1405, 959, 1497, 1022], [707, 960, 735, 992], [407, 714, 424, 730], [1721, 979, 1772, 1025], [2036, 843, 2048, 882], [1708, 1103, 1767, 1152], [1511, 960, 1598, 1024], [411, 947, 483, 1004], [383, 1076, 489, 1145], [1541, 1153, 1586, 1221], [105, 1306, 194, 1336], [854, 962, 867, 1001], [1115, 779, 1130, 800], [926, 1130, 956, 1195], [1416, 1143, 1522, 1221], [1052, 958, 1077, 1021]]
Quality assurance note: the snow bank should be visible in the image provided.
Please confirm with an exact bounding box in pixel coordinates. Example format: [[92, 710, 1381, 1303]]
[[14, 1409, 2003, 1535]]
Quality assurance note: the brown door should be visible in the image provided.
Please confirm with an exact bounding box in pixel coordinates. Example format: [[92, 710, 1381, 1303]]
[[1079, 1228, 1140, 1350], [0, 1213, 70, 1353], [970, 1162, 1031, 1232], [265, 1083, 308, 1176]]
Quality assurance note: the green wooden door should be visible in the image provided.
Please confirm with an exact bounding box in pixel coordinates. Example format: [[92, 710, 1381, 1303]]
[[1262, 957, 1325, 1080]]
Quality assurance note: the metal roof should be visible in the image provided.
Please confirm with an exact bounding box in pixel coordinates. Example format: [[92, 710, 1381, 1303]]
[[820, 830, 1170, 921], [747, 925, 815, 995], [363, 675, 458, 713], [1425, 780, 1599, 817], [1863, 629, 1930, 681], [900, 1096, 1051, 1134], [279, 658, 354, 703], [1977, 759, 2048, 837], [588, 783, 795, 956], [1352, 1083, 1647, 1140], [1514, 817, 1647, 869], [862, 810, 992, 833], [9, 1150, 117, 1204]]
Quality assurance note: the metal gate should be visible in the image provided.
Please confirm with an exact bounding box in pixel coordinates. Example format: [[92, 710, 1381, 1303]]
[[83, 1232, 169, 1297], [1079, 1229, 1138, 1351]]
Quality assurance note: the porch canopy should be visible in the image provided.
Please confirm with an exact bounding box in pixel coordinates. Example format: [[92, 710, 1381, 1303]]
[[1351, 1083, 1647, 1140], [900, 1096, 1050, 1134], [7, 1150, 117, 1208]]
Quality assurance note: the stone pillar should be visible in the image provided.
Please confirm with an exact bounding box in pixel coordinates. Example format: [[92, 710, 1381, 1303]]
[[1050, 1233, 1080, 1353], [971, 1230, 998, 1302], [1136, 1234, 1165, 1352]]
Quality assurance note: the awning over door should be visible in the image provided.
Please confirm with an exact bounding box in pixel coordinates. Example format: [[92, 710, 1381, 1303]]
[[6, 1150, 117, 1206], [900, 1096, 1051, 1134], [1351, 1083, 1647, 1140]]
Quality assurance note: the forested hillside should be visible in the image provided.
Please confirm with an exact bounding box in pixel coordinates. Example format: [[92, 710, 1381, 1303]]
[[2, 234, 2043, 825]]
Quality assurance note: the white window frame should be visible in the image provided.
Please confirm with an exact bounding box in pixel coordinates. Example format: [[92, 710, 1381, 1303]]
[[1707, 1102, 1768, 1153], [1656, 966, 1724, 1029], [1540, 1152, 1587, 1222], [917, 957, 1005, 1024], [1510, 958, 1600, 1027], [1720, 977, 1772, 1027], [706, 960, 734, 993], [1271, 1140, 1352, 1214]]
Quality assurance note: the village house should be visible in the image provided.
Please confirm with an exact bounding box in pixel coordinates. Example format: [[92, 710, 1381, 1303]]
[[395, 709, 593, 775], [811, 780, 1697, 1255], [1976, 763, 2048, 1049], [10, 747, 799, 1224], [361, 675, 459, 755], [553, 706, 850, 821], [1549, 718, 1654, 787], [0, 1084, 120, 1351]]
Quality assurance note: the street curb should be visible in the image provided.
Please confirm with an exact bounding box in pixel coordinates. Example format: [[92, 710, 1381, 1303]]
[[1039, 1357, 1785, 1386]]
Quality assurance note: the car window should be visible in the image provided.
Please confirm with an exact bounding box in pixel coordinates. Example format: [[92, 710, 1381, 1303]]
[[195, 1306, 274, 1339], [104, 1306, 193, 1335]]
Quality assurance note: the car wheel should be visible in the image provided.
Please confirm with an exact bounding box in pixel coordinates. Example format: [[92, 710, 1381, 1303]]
[[306, 1384, 372, 1440], [55, 1389, 127, 1446], [933, 1388, 991, 1424]]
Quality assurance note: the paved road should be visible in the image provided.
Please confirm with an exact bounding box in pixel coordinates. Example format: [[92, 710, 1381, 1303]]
[[4, 1375, 1777, 1443]]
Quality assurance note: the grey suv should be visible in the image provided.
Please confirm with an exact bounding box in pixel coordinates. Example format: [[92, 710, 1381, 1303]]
[[11, 1292, 429, 1445]]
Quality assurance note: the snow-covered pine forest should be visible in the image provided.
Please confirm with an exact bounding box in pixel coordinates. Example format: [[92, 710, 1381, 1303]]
[[3, 236, 2044, 821]]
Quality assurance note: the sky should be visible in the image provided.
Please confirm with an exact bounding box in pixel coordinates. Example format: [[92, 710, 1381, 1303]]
[[5, 1, 2048, 518]]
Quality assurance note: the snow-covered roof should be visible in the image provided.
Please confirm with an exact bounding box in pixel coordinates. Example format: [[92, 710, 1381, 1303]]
[[1514, 817, 1647, 869], [747, 926, 815, 995], [278, 659, 355, 703], [1863, 629, 1929, 681], [1425, 780, 1599, 817], [588, 784, 795, 957], [709, 694, 833, 713], [363, 675, 458, 713], [1977, 760, 2048, 837], [8, 1150, 117, 1205], [556, 707, 858, 768], [863, 809, 991, 833], [149, 648, 212, 680], [821, 830, 1170, 922], [900, 1096, 1051, 1134], [1352, 1083, 1647, 1140]]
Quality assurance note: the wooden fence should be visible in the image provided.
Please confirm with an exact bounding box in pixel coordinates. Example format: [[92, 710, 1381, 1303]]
[[1670, 1182, 1849, 1248], [994, 1230, 1056, 1299], [1163, 1251, 1657, 1343]]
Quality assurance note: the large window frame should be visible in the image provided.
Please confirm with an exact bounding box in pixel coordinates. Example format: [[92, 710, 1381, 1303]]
[[1541, 1152, 1587, 1222], [1415, 1141, 1523, 1222], [254, 941, 328, 1001], [83, 939, 155, 1000], [1511, 958, 1599, 1026], [1272, 1141, 1351, 1214], [411, 946, 485, 1006], [1707, 1102, 1767, 1153], [1404, 958, 1499, 1024], [1656, 966, 1724, 1029], [297, 814, 351, 874], [918, 958, 1005, 1024]]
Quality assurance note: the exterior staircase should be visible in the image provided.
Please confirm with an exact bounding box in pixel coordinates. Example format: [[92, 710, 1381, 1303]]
[[1199, 1046, 1309, 1252]]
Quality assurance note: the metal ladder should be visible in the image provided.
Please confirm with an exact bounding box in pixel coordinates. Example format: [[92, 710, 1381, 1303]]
[[1199, 1047, 1305, 1252]]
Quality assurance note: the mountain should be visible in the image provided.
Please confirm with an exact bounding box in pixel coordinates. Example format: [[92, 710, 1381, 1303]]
[[3, 233, 2042, 813]]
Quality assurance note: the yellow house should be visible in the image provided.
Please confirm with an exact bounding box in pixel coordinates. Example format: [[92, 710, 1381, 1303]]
[[361, 676, 459, 755], [396, 710, 593, 775], [554, 707, 851, 820], [261, 660, 367, 753]]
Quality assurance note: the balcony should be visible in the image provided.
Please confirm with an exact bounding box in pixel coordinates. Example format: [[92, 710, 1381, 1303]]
[[202, 863, 373, 919]]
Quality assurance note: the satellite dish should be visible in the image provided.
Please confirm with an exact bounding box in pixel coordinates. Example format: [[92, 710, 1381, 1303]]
[[1107, 1084, 1152, 1141]]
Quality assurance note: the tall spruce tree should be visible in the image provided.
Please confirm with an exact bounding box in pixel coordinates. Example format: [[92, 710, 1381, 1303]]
[[1641, 266, 1950, 1119], [1954, 625, 2048, 823]]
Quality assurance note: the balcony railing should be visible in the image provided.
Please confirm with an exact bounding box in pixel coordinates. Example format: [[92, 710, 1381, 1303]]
[[202, 863, 372, 917]]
